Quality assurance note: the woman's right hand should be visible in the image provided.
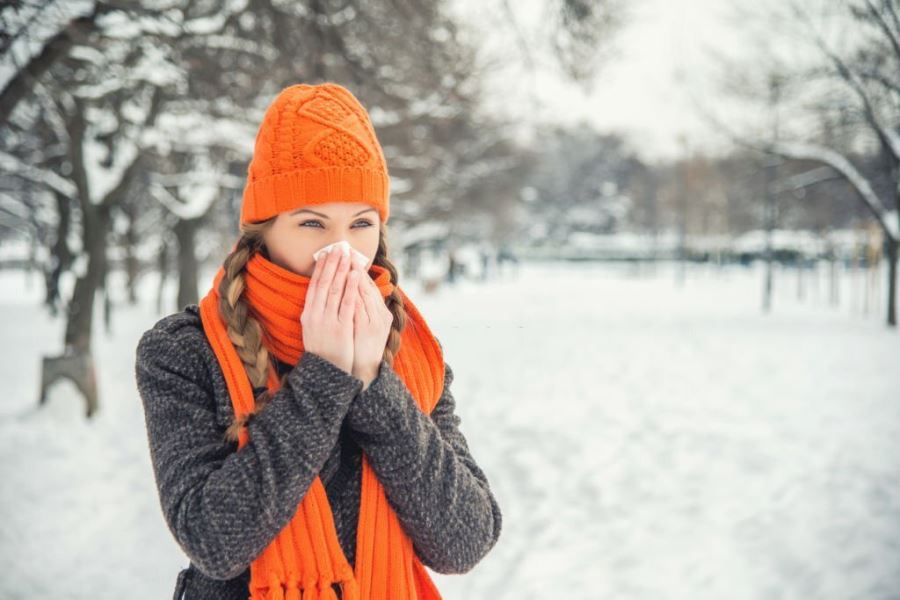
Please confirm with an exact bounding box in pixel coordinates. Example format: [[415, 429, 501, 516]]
[[301, 246, 360, 375]]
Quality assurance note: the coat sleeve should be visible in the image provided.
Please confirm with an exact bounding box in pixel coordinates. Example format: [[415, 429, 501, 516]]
[[344, 359, 503, 574], [135, 325, 364, 580]]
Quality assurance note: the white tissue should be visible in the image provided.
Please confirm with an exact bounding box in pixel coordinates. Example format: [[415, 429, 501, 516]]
[[312, 240, 369, 269]]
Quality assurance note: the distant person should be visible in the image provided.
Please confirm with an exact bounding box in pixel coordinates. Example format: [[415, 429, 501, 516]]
[[480, 245, 491, 281], [497, 245, 519, 278], [446, 250, 459, 285]]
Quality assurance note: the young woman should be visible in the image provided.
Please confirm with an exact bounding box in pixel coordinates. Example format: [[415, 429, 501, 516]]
[[135, 82, 502, 600]]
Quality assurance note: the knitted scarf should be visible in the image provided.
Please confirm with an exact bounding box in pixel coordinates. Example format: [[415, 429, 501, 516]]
[[198, 250, 445, 600]]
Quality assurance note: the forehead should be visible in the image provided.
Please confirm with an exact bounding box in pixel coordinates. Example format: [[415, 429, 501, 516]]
[[292, 202, 375, 215]]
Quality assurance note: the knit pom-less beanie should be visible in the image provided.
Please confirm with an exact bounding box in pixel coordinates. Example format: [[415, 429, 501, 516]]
[[240, 82, 390, 225]]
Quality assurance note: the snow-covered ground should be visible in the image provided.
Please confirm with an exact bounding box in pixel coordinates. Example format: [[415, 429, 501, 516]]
[[2, 259, 898, 600]]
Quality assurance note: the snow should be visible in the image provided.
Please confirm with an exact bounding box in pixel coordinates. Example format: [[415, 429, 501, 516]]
[[567, 231, 673, 259], [1, 259, 898, 599], [183, 0, 250, 36], [397, 221, 451, 248], [518, 228, 884, 262], [0, 0, 94, 92], [147, 164, 240, 221], [732, 229, 828, 255], [143, 111, 257, 155]]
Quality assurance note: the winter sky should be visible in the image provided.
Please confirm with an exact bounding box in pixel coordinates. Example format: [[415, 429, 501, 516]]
[[451, 0, 843, 164], [4, 0, 857, 164]]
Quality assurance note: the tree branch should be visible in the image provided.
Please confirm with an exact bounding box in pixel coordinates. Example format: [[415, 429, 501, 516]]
[[792, 1, 900, 160], [768, 140, 897, 241]]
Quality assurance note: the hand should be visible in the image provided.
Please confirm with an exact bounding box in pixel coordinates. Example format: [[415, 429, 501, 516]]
[[350, 259, 394, 388], [300, 245, 361, 375]]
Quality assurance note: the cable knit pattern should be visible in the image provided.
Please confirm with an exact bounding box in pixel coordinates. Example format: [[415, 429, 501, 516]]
[[135, 304, 502, 599], [240, 82, 391, 225]]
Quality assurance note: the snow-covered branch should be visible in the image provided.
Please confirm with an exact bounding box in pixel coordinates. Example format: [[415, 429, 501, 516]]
[[771, 166, 841, 194], [141, 111, 257, 156], [148, 169, 242, 221], [0, 150, 77, 198], [95, 0, 249, 39], [82, 124, 140, 207], [769, 140, 898, 241]]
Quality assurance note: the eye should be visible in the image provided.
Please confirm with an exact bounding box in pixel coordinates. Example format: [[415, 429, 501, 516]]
[[299, 220, 373, 228]]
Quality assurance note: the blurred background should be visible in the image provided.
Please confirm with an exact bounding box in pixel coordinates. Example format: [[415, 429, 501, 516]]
[[1, 0, 899, 598]]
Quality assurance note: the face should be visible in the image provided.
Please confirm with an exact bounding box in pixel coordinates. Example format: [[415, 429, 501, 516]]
[[262, 201, 380, 277]]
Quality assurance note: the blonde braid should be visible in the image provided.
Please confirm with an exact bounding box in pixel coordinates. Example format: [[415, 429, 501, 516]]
[[218, 221, 290, 443], [218, 236, 269, 387], [372, 222, 407, 367]]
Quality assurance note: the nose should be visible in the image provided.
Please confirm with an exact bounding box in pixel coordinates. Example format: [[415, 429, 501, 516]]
[[325, 238, 350, 253]]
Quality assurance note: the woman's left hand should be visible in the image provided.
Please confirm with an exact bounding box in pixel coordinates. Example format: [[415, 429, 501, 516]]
[[351, 260, 393, 389]]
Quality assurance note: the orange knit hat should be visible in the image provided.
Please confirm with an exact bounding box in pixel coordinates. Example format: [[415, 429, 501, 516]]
[[240, 82, 390, 225]]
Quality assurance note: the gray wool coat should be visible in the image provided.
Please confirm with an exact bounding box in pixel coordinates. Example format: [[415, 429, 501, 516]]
[[134, 304, 502, 599]]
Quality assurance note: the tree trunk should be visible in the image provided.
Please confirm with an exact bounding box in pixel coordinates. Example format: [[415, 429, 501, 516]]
[[890, 178, 900, 327], [64, 204, 109, 353], [887, 237, 897, 327], [156, 241, 169, 314], [44, 191, 73, 316], [42, 204, 108, 419], [123, 202, 139, 305], [762, 156, 776, 313], [174, 217, 200, 310]]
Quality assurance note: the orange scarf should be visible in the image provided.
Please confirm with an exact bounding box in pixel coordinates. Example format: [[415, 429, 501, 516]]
[[198, 250, 445, 600]]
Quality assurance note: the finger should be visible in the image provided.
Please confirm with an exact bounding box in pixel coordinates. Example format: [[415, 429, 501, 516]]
[[308, 252, 324, 297], [310, 247, 344, 317], [308, 248, 333, 312], [358, 269, 380, 301], [354, 285, 364, 327], [323, 249, 351, 317], [358, 274, 377, 324], [365, 273, 390, 320], [338, 267, 360, 324], [349, 262, 372, 324]]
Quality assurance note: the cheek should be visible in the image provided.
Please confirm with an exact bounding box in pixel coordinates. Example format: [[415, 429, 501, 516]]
[[279, 235, 318, 276], [297, 241, 320, 274], [361, 228, 380, 256]]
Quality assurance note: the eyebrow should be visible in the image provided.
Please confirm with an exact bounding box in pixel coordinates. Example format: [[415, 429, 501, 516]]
[[290, 208, 376, 218]]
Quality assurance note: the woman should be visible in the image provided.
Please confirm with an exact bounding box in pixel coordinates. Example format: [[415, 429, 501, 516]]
[[135, 82, 502, 600]]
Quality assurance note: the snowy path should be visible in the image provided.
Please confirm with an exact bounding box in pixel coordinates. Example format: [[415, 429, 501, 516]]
[[2, 261, 898, 599]]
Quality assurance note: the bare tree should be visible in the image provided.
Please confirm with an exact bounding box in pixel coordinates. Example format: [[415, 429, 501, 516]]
[[695, 0, 899, 326]]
